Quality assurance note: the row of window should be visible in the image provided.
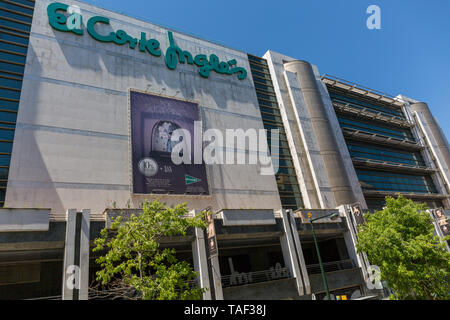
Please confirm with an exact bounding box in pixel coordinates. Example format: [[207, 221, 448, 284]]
[[248, 54, 304, 210], [328, 90, 405, 119], [331, 86, 440, 203], [347, 141, 426, 167], [356, 169, 437, 194], [0, 0, 35, 205], [365, 198, 443, 211], [337, 115, 416, 141]]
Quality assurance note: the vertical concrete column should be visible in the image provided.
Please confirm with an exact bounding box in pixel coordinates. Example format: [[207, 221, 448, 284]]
[[79, 209, 90, 300], [210, 255, 223, 300], [286, 210, 311, 294], [338, 205, 370, 284], [62, 209, 91, 300], [279, 209, 310, 296], [192, 226, 212, 300], [283, 60, 356, 206], [411, 102, 450, 170], [62, 209, 77, 300]]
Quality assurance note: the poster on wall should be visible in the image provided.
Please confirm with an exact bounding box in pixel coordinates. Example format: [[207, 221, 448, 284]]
[[205, 211, 218, 257], [431, 208, 449, 236], [130, 91, 209, 195], [350, 203, 366, 226]]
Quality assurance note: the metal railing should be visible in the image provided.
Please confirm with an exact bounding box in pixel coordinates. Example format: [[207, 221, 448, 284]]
[[306, 259, 355, 275], [351, 157, 434, 172], [221, 267, 291, 288], [341, 127, 424, 150], [332, 101, 412, 128], [321, 74, 402, 105], [221, 260, 356, 288]]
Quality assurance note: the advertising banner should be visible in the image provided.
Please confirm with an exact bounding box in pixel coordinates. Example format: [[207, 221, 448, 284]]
[[205, 211, 218, 257], [349, 203, 366, 226], [431, 208, 449, 236], [130, 91, 209, 195]]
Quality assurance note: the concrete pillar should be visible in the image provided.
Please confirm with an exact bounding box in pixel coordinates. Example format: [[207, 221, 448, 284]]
[[62, 209, 77, 300], [62, 209, 91, 300], [338, 205, 370, 283], [210, 255, 223, 300], [287, 210, 311, 294], [79, 209, 90, 300], [283, 60, 356, 206], [279, 209, 310, 296], [192, 226, 212, 300], [411, 102, 450, 171]]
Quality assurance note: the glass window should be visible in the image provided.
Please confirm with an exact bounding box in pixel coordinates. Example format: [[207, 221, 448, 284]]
[[0, 154, 11, 167], [10, 0, 35, 8], [0, 61, 25, 74], [356, 169, 437, 194], [254, 82, 275, 93], [0, 99, 19, 112], [0, 31, 29, 46], [0, 17, 31, 33], [329, 90, 405, 119], [0, 167, 8, 180], [253, 76, 273, 87], [0, 40, 28, 55], [0, 2, 34, 16], [0, 76, 23, 90], [0, 88, 21, 101], [0, 9, 32, 24], [338, 115, 415, 141], [0, 141, 11, 154], [0, 128, 15, 140], [251, 70, 272, 80], [0, 51, 26, 64], [347, 142, 425, 166]]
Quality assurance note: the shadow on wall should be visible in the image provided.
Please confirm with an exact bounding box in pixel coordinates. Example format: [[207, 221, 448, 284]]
[[5, 44, 65, 214]]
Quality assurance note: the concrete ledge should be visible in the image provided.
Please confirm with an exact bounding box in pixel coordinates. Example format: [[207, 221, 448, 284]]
[[220, 209, 276, 226], [309, 267, 364, 293], [0, 209, 50, 232], [223, 278, 309, 300]]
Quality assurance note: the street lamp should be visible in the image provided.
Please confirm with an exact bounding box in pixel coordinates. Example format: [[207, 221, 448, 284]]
[[309, 212, 340, 300]]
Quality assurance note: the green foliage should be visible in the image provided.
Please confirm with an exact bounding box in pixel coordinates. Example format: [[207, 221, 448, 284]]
[[356, 195, 450, 300], [93, 200, 207, 300]]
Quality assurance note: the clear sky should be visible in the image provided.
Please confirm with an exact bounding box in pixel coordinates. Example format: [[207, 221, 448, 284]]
[[82, 0, 450, 141]]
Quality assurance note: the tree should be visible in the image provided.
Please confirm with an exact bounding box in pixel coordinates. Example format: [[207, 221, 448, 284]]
[[356, 195, 450, 300], [92, 200, 207, 300]]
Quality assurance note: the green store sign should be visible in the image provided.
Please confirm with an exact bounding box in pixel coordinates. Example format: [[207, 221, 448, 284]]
[[47, 2, 247, 80]]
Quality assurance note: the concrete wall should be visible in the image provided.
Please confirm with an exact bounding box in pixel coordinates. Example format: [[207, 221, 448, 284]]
[[5, 0, 282, 218], [264, 51, 331, 209], [223, 278, 308, 300], [222, 268, 366, 300], [263, 51, 366, 209]]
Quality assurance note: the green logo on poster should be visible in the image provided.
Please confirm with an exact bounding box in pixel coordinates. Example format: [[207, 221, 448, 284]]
[[185, 175, 201, 185], [47, 2, 247, 80]]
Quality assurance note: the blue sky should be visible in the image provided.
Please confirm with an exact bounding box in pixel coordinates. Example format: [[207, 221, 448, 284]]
[[82, 0, 450, 140]]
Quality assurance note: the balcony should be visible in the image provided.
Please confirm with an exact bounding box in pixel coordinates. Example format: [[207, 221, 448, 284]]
[[306, 259, 355, 275], [342, 127, 423, 151], [221, 260, 365, 300], [321, 74, 404, 108], [362, 190, 448, 200], [352, 157, 436, 174], [221, 267, 291, 288], [221, 259, 355, 288], [333, 100, 412, 128]]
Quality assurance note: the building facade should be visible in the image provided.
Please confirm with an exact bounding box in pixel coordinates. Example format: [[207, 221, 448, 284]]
[[0, 0, 448, 299]]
